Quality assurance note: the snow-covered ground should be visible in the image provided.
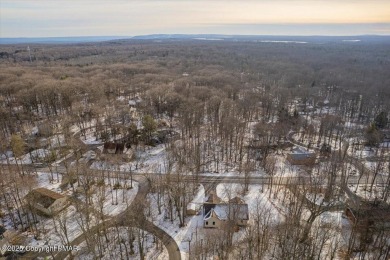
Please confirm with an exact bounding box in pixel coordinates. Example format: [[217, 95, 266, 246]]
[[273, 154, 303, 177], [133, 145, 168, 173], [34, 172, 139, 217], [199, 170, 265, 177], [116, 144, 167, 174], [35, 171, 64, 191], [145, 181, 286, 259], [347, 184, 389, 202], [79, 127, 103, 145], [153, 213, 204, 260], [91, 144, 169, 174], [46, 134, 66, 148], [347, 138, 390, 159], [75, 227, 168, 260], [292, 133, 341, 151], [310, 162, 360, 178], [350, 147, 378, 158], [216, 184, 284, 225], [52, 150, 75, 166], [70, 120, 97, 135], [187, 185, 205, 213], [77, 123, 131, 145], [305, 192, 344, 207], [145, 185, 206, 260], [313, 211, 344, 259], [1, 149, 56, 165], [363, 161, 389, 176], [83, 178, 139, 217], [1, 169, 139, 253], [24, 205, 97, 248]]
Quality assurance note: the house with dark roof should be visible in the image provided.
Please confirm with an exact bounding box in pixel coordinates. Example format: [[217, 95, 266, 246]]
[[287, 146, 316, 166], [345, 201, 390, 229], [203, 191, 222, 218], [344, 201, 390, 250], [229, 196, 245, 204], [25, 188, 68, 216], [103, 142, 125, 154]]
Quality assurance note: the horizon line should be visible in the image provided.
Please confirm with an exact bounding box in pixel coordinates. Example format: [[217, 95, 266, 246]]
[[2, 33, 390, 39]]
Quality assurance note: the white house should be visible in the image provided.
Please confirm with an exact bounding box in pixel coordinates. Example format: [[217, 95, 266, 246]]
[[203, 194, 249, 229], [204, 208, 222, 228]]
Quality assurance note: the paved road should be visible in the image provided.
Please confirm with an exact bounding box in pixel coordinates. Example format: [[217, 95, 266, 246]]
[[22, 175, 180, 260], [55, 174, 180, 260], [286, 131, 388, 206], [5, 130, 387, 259], [35, 164, 385, 186], [286, 131, 376, 181]]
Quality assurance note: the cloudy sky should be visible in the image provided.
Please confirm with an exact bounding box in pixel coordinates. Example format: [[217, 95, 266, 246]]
[[1, 0, 390, 37]]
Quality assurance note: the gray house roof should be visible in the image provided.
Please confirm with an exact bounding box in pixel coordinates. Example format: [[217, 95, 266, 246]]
[[204, 204, 249, 221], [288, 146, 316, 160]]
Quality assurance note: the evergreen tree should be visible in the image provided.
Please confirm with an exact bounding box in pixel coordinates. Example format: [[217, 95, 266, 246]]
[[374, 111, 388, 129]]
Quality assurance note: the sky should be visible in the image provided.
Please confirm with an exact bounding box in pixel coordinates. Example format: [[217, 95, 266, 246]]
[[1, 0, 390, 37]]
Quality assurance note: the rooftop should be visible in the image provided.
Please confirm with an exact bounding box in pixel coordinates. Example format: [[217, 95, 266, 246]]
[[205, 191, 222, 204], [204, 204, 249, 221], [26, 188, 65, 208]]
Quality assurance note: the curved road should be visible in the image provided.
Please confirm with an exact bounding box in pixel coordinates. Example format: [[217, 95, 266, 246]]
[[11, 129, 181, 260], [286, 131, 387, 207], [23, 175, 180, 260], [9, 130, 386, 259]]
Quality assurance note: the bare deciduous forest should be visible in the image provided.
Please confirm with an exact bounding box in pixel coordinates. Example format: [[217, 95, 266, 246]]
[[0, 37, 389, 259]]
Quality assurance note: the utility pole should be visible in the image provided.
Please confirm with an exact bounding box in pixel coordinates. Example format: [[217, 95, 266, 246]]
[[188, 240, 191, 259]]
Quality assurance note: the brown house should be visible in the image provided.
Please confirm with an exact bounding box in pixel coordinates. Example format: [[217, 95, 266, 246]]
[[345, 201, 390, 250], [345, 201, 390, 229], [25, 188, 68, 216], [0, 229, 18, 256]]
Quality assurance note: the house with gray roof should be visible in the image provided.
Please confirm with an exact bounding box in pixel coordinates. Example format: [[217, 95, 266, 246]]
[[287, 146, 316, 166], [203, 193, 249, 229]]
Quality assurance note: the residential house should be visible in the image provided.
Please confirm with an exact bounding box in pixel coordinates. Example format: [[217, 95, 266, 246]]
[[345, 201, 390, 229], [203, 191, 222, 218], [0, 229, 18, 256], [103, 142, 125, 154], [344, 201, 390, 250], [287, 147, 316, 166], [204, 208, 222, 228], [203, 193, 249, 229], [25, 188, 68, 216]]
